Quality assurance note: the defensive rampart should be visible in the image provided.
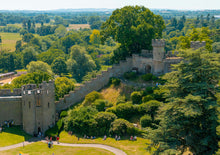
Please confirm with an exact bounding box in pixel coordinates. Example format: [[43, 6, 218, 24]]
[[55, 57, 133, 112], [0, 96, 22, 126]]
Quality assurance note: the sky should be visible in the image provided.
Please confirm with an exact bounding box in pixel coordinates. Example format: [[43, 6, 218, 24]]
[[0, 0, 219, 10]]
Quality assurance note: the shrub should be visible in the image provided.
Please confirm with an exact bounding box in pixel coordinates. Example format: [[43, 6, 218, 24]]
[[131, 91, 142, 104], [109, 119, 134, 136], [115, 103, 136, 119], [95, 112, 117, 135], [142, 95, 154, 103], [106, 107, 116, 114], [140, 115, 152, 128], [123, 71, 137, 80], [152, 75, 158, 81], [145, 87, 154, 94], [60, 111, 68, 118], [109, 77, 121, 86], [141, 73, 153, 81], [45, 119, 63, 139], [116, 95, 126, 105], [83, 91, 103, 106], [92, 99, 108, 111]]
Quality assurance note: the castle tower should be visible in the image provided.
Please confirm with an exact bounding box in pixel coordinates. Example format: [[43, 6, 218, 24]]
[[152, 39, 165, 75], [21, 81, 55, 135]]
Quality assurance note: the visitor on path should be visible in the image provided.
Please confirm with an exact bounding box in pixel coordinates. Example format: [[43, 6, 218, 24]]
[[134, 136, 137, 141], [130, 136, 133, 141], [103, 135, 107, 140], [56, 136, 60, 144], [117, 136, 120, 141], [0, 126, 2, 133], [115, 135, 118, 140]]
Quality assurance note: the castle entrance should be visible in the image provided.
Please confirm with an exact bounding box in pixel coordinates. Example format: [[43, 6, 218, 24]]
[[145, 65, 151, 73]]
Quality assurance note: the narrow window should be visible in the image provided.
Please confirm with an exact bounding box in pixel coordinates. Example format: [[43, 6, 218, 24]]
[[48, 102, 50, 108]]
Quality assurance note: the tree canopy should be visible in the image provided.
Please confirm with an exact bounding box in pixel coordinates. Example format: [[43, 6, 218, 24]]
[[147, 48, 220, 154], [101, 6, 165, 62]]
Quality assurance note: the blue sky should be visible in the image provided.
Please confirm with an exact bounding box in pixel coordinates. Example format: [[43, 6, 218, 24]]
[[0, 0, 219, 10]]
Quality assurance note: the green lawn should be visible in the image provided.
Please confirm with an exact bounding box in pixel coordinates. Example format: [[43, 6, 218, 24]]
[[0, 32, 22, 51], [0, 126, 32, 147], [59, 131, 152, 155], [0, 142, 114, 155]]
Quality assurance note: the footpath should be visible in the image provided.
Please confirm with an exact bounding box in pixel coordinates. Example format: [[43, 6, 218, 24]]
[[0, 139, 127, 155]]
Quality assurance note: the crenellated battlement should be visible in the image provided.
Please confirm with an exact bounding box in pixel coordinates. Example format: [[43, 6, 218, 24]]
[[0, 88, 22, 96], [152, 39, 165, 47], [190, 41, 206, 49], [22, 80, 54, 96]]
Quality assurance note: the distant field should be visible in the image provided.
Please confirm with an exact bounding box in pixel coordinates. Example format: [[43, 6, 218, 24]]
[[67, 24, 90, 30], [0, 32, 22, 52], [7, 23, 49, 28]]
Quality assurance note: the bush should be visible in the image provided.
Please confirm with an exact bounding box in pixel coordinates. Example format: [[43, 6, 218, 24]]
[[123, 71, 137, 80], [83, 91, 103, 106], [152, 75, 158, 81], [45, 119, 63, 139], [142, 95, 154, 103], [109, 77, 121, 86], [92, 99, 108, 111], [140, 115, 152, 128], [109, 119, 134, 136], [131, 91, 142, 104], [145, 87, 154, 94], [60, 111, 68, 118], [141, 73, 153, 81], [95, 112, 117, 136], [115, 103, 137, 120]]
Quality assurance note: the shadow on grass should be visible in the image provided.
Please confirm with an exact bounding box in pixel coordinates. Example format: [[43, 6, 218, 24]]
[[1, 125, 32, 141]]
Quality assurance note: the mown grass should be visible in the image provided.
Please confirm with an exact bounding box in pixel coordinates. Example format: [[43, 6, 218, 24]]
[[0, 142, 114, 155], [0, 126, 32, 147], [0, 32, 21, 51], [59, 131, 152, 155]]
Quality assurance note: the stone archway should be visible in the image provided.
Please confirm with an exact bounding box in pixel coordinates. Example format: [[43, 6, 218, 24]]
[[145, 65, 151, 74]]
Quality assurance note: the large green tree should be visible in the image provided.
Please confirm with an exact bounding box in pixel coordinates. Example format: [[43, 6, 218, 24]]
[[66, 45, 96, 81], [147, 48, 220, 154], [101, 6, 165, 62]]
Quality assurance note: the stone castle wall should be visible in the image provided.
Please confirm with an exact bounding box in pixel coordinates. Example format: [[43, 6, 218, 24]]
[[0, 89, 21, 96], [55, 57, 133, 112], [0, 97, 22, 126]]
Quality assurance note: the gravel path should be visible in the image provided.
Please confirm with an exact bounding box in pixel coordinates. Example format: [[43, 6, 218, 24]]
[[0, 140, 127, 155]]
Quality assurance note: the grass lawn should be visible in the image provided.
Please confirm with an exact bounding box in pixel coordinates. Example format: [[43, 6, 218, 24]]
[[0, 32, 22, 51], [59, 131, 152, 155], [0, 126, 32, 147], [0, 142, 114, 155]]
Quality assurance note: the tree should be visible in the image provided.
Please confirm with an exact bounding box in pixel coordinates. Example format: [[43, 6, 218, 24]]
[[94, 112, 117, 135], [55, 77, 75, 100], [101, 6, 165, 62], [22, 33, 34, 43], [15, 40, 22, 52], [147, 48, 220, 154], [22, 47, 37, 67], [89, 29, 101, 45], [55, 25, 67, 38], [37, 49, 65, 65], [51, 57, 67, 75], [12, 72, 52, 88], [26, 61, 53, 76], [66, 45, 96, 81]]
